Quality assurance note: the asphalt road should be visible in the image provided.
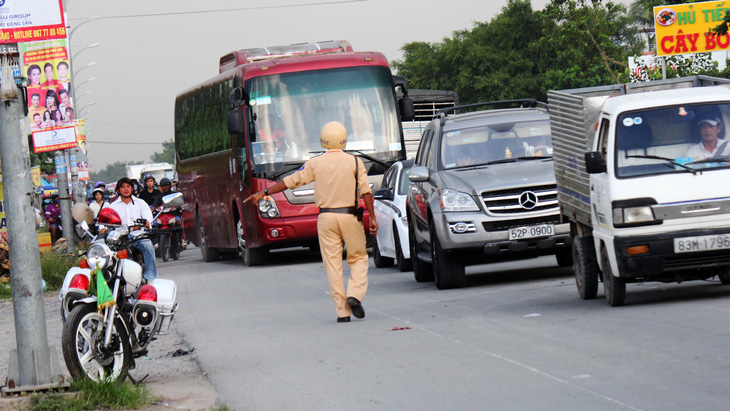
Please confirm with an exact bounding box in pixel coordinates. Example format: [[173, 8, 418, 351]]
[[161, 246, 730, 411]]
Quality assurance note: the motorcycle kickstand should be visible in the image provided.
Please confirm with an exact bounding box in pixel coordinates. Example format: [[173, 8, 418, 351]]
[[128, 373, 150, 385]]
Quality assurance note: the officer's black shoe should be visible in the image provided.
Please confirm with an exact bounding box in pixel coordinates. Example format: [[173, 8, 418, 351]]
[[337, 316, 351, 323], [347, 297, 365, 319]]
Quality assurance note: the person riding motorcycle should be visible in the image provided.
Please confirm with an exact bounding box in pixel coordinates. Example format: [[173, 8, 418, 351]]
[[107, 177, 157, 281], [138, 174, 159, 207], [88, 187, 108, 219], [44, 193, 62, 243], [151, 178, 174, 209]]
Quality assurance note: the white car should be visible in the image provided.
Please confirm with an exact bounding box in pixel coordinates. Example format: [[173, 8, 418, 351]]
[[372, 159, 413, 271]]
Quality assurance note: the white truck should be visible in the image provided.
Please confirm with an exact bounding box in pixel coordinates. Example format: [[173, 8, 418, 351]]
[[548, 75, 730, 306], [126, 162, 175, 182]]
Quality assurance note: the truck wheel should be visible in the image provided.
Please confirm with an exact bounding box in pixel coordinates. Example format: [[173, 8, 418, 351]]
[[409, 224, 433, 282], [372, 236, 394, 268], [717, 267, 730, 284], [394, 228, 412, 272], [198, 212, 219, 262], [430, 224, 465, 289], [573, 236, 599, 300], [555, 248, 573, 267], [601, 247, 626, 307]]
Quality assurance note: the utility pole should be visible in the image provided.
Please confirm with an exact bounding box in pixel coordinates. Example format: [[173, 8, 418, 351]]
[[56, 150, 76, 252], [0, 46, 67, 395]]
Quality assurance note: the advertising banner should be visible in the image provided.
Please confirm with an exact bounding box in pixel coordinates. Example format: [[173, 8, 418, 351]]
[[31, 165, 41, 188], [0, 0, 66, 44], [654, 1, 730, 56], [32, 125, 77, 153], [75, 119, 87, 155], [21, 38, 75, 133]]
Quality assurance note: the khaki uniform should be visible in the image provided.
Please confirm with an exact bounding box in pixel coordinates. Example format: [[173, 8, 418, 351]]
[[284, 149, 371, 317]]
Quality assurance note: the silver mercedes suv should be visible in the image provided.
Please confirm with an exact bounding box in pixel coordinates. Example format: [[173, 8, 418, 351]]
[[407, 99, 571, 289]]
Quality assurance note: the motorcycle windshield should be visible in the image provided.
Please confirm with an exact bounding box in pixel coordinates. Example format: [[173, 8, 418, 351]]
[[245, 66, 402, 177]]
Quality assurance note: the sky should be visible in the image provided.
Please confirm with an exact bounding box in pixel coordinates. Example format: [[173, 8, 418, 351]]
[[63, 0, 633, 172]]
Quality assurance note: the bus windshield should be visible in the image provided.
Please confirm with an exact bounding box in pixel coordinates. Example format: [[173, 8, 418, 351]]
[[246, 66, 402, 172]]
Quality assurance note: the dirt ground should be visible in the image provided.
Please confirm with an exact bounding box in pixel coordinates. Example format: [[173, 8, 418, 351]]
[[0, 293, 219, 410]]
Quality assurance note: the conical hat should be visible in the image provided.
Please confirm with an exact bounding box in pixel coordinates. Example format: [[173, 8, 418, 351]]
[[71, 203, 94, 224]]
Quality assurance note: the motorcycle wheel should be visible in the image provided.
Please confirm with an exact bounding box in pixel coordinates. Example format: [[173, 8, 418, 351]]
[[171, 232, 180, 261], [161, 234, 170, 262], [62, 304, 133, 382]]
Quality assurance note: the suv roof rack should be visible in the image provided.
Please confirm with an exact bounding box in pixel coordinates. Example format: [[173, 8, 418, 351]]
[[434, 99, 546, 122]]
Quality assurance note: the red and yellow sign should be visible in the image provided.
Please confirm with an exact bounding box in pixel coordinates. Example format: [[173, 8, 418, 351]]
[[654, 1, 730, 56], [0, 0, 66, 44]]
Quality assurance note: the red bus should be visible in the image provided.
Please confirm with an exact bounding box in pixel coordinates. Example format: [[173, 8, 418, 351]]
[[175, 41, 414, 265]]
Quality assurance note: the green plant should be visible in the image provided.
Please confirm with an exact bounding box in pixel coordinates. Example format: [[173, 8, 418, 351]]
[[30, 377, 151, 410], [0, 281, 11, 299], [40, 252, 77, 291]]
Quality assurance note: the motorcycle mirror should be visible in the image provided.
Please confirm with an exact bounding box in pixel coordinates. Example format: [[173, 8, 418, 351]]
[[162, 192, 184, 208]]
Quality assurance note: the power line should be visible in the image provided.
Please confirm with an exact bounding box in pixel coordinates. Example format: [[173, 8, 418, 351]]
[[69, 0, 370, 20], [88, 121, 171, 128], [87, 140, 164, 145]]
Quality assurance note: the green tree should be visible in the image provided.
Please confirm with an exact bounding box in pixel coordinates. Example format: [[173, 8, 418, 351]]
[[89, 161, 128, 185], [393, 0, 642, 103], [150, 140, 175, 164]]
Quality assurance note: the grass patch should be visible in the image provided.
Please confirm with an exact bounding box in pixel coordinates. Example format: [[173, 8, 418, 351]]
[[0, 281, 11, 299], [39, 252, 77, 291], [30, 377, 152, 410]]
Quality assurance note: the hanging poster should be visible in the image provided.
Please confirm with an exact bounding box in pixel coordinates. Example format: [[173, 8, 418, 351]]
[[0, 0, 66, 43], [20, 38, 74, 134]]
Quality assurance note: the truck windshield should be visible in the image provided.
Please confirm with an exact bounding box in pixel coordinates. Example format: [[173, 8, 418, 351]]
[[442, 119, 552, 169], [615, 103, 730, 178], [246, 66, 401, 174]]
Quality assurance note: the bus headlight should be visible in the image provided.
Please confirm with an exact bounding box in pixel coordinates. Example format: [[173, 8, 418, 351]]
[[258, 196, 281, 218]]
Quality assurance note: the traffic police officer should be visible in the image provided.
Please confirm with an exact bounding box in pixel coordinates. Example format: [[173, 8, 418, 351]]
[[244, 121, 378, 322]]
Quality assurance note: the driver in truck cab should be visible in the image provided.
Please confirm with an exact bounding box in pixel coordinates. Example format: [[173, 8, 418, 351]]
[[685, 113, 730, 160]]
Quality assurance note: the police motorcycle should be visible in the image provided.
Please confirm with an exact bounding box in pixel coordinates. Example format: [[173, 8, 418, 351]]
[[58, 193, 183, 381]]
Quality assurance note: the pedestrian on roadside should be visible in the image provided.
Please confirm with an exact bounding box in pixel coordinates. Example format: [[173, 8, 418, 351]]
[[244, 121, 378, 323]]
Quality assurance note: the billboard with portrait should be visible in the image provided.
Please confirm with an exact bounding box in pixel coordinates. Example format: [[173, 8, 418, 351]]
[[21, 39, 75, 133]]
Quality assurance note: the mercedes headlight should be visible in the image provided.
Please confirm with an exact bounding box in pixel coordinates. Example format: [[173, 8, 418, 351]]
[[87, 243, 112, 269], [440, 189, 479, 212], [258, 196, 281, 218]]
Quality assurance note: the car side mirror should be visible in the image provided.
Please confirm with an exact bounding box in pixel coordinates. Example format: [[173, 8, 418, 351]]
[[585, 152, 606, 174], [373, 187, 393, 201], [408, 166, 430, 182]]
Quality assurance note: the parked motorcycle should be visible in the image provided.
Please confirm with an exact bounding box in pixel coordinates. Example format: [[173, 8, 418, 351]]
[[151, 200, 184, 262], [58, 193, 183, 381]]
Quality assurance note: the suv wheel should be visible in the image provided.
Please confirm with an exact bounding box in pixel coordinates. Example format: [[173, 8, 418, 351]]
[[430, 223, 465, 289], [409, 222, 433, 282]]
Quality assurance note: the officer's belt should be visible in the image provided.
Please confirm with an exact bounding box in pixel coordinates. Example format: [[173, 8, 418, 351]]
[[319, 207, 356, 215]]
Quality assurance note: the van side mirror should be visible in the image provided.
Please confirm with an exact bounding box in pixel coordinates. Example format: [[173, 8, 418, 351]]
[[585, 152, 606, 174], [399, 96, 415, 121], [227, 109, 244, 135]]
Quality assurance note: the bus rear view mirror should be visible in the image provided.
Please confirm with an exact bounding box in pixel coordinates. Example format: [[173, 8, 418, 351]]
[[230, 87, 245, 108], [227, 110, 245, 135], [399, 96, 415, 121]]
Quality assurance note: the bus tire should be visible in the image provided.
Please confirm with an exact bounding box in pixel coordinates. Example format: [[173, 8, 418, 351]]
[[198, 211, 219, 262], [237, 219, 265, 266]]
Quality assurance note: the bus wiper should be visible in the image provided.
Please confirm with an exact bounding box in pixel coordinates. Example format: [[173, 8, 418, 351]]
[[270, 163, 305, 180], [344, 150, 389, 168], [625, 154, 697, 175]]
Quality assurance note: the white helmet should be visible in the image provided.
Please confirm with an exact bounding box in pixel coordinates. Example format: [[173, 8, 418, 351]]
[[320, 121, 347, 150]]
